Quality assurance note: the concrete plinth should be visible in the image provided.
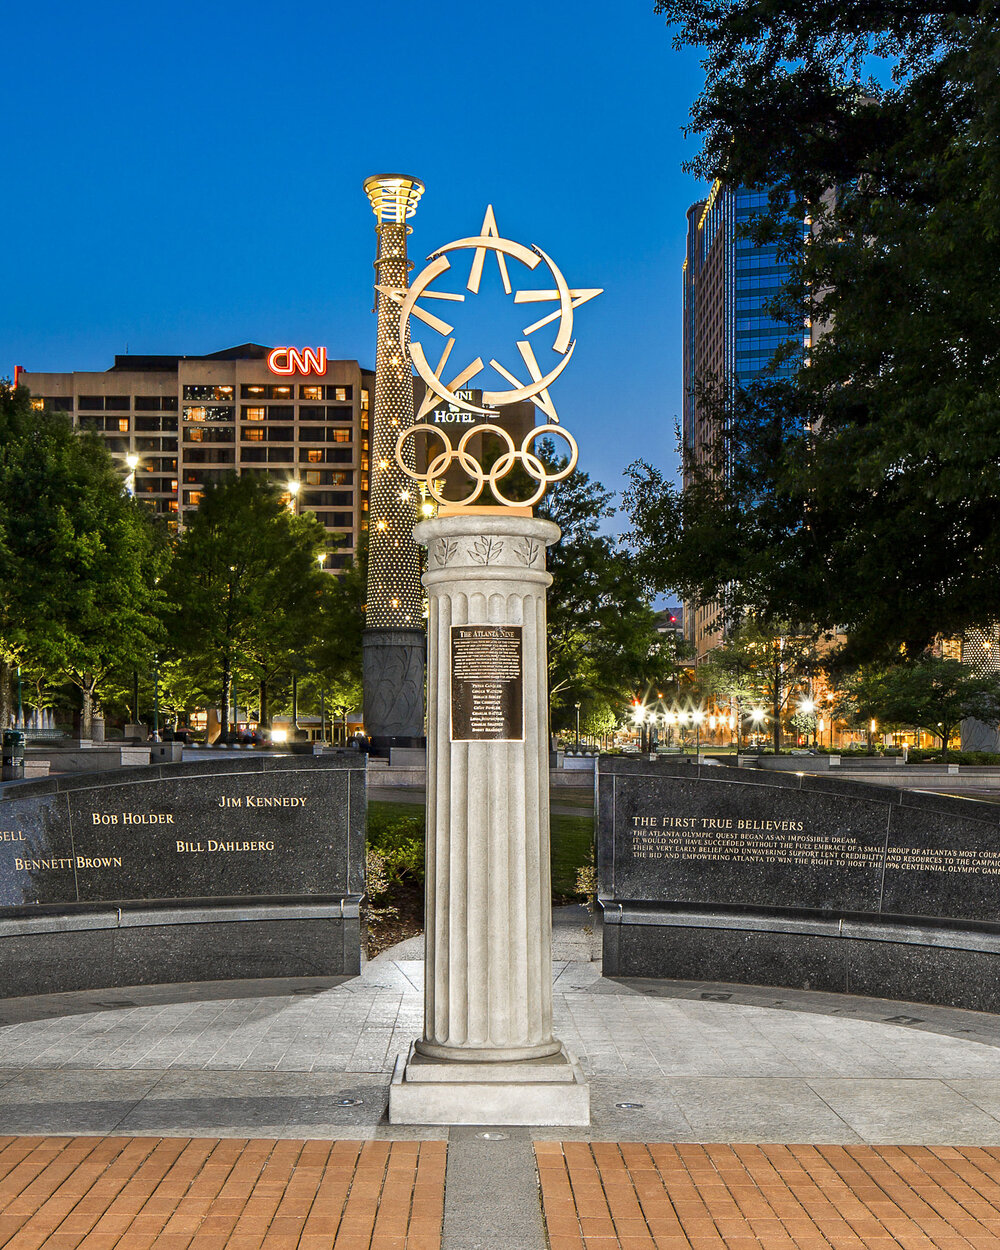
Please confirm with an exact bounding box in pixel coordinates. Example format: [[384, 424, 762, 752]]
[[390, 512, 589, 1125], [390, 1043, 589, 1125]]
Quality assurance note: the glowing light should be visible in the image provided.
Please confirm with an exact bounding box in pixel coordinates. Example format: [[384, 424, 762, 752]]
[[270, 727, 289, 744], [751, 708, 766, 723], [287, 479, 302, 495], [267, 347, 328, 376], [125, 453, 139, 470]]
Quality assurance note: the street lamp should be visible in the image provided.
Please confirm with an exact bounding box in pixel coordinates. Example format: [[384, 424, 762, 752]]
[[574, 701, 581, 752], [287, 479, 301, 513], [799, 697, 816, 747], [125, 452, 138, 498], [317, 551, 327, 569], [750, 707, 765, 748], [692, 709, 704, 757]]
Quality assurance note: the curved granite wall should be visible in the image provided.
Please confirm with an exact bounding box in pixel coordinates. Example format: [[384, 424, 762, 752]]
[[0, 755, 365, 995], [598, 757, 1000, 1013]]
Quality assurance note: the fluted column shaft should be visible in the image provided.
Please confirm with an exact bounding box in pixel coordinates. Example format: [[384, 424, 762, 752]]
[[413, 513, 561, 1062]]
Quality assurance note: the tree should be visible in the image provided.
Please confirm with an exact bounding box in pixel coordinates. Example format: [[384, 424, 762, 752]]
[[0, 382, 167, 734], [831, 665, 894, 753], [877, 656, 1000, 760], [537, 447, 678, 733], [162, 475, 327, 741], [699, 617, 822, 752], [639, 3, 1000, 660]]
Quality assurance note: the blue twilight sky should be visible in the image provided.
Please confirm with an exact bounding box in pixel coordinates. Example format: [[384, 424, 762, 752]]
[[1, 0, 706, 508]]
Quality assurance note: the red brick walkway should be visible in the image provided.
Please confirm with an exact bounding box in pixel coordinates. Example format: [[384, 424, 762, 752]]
[[536, 1142, 1000, 1249], [0, 1137, 445, 1250]]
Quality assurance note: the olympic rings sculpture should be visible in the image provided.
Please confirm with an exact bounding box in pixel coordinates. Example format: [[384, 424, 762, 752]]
[[395, 421, 579, 508]]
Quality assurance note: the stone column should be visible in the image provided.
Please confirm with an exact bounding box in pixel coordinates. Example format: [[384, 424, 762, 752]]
[[389, 511, 589, 1125]]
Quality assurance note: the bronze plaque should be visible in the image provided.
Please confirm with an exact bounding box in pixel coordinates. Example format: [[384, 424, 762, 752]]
[[450, 625, 524, 741]]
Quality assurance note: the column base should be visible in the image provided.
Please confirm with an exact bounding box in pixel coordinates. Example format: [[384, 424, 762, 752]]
[[388, 1042, 590, 1125]]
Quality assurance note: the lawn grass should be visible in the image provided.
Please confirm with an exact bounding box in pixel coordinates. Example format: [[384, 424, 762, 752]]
[[368, 799, 593, 903]]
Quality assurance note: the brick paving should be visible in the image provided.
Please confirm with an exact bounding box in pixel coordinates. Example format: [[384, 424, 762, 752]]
[[0, 1136, 445, 1250], [536, 1141, 1000, 1249]]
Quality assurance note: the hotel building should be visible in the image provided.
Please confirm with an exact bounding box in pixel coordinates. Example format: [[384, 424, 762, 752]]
[[682, 183, 808, 657], [17, 343, 373, 571]]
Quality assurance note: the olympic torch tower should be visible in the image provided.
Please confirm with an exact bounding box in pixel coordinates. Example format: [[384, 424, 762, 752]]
[[362, 174, 426, 753]]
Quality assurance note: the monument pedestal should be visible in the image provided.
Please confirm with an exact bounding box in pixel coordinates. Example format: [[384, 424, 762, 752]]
[[389, 512, 589, 1126], [390, 1043, 589, 1126]]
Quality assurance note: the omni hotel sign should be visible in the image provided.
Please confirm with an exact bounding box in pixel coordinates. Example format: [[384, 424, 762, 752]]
[[431, 390, 493, 425]]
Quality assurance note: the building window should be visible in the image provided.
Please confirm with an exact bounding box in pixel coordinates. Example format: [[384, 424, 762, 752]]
[[272, 385, 292, 399], [331, 429, 351, 442], [241, 447, 266, 462], [104, 396, 130, 411], [241, 384, 266, 398], [300, 385, 323, 400], [299, 406, 325, 421], [266, 406, 294, 420], [30, 398, 44, 411], [183, 385, 234, 401], [183, 405, 234, 423], [117, 418, 130, 433], [244, 428, 264, 441], [78, 396, 104, 411], [186, 428, 205, 442], [184, 491, 204, 506], [327, 386, 352, 401], [243, 406, 265, 420], [306, 449, 323, 463], [361, 389, 369, 408], [304, 470, 321, 485]]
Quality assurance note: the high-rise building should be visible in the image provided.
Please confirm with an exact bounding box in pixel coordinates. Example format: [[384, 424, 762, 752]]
[[17, 344, 372, 571], [682, 182, 807, 657]]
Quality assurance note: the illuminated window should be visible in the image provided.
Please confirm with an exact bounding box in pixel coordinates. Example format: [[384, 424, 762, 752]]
[[243, 406, 265, 420], [361, 389, 369, 408], [183, 385, 234, 401], [330, 386, 351, 401], [304, 470, 321, 485], [167, 500, 178, 512], [307, 449, 323, 462], [186, 428, 205, 442], [170, 479, 178, 491], [118, 418, 129, 432], [242, 385, 266, 398], [331, 429, 351, 442], [300, 385, 323, 400], [184, 405, 233, 422], [272, 385, 292, 399], [30, 398, 44, 411], [244, 428, 264, 441]]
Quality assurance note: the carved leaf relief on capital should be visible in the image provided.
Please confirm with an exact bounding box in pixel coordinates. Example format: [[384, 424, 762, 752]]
[[514, 538, 540, 567], [432, 537, 459, 568], [470, 536, 504, 565]]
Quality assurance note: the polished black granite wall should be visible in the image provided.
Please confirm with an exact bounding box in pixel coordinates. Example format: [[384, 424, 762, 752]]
[[0, 756, 366, 992], [598, 757, 1000, 1011]]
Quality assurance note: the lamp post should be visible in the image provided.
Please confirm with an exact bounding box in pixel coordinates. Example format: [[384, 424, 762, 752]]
[[287, 478, 301, 514], [693, 708, 704, 758], [574, 701, 581, 752], [151, 657, 160, 742]]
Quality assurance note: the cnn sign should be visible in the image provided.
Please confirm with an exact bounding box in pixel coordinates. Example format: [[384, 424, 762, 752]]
[[267, 346, 327, 376]]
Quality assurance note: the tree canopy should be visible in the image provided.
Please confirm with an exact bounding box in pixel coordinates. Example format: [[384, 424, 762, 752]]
[[0, 383, 167, 733], [637, 2, 1000, 662]]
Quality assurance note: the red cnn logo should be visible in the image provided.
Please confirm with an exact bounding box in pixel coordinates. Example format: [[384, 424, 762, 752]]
[[267, 347, 328, 376]]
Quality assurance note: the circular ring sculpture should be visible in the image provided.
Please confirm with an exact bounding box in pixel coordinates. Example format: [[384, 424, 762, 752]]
[[395, 422, 579, 508], [376, 205, 600, 506]]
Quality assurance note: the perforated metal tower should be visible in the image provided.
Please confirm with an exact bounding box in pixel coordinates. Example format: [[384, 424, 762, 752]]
[[361, 174, 426, 751]]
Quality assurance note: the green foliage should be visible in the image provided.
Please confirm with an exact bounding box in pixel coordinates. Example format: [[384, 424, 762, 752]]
[[876, 656, 1000, 757], [538, 443, 678, 730], [550, 812, 594, 902], [640, 3, 1000, 660], [0, 383, 167, 732], [366, 802, 425, 903], [161, 475, 327, 736], [696, 617, 822, 751]]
